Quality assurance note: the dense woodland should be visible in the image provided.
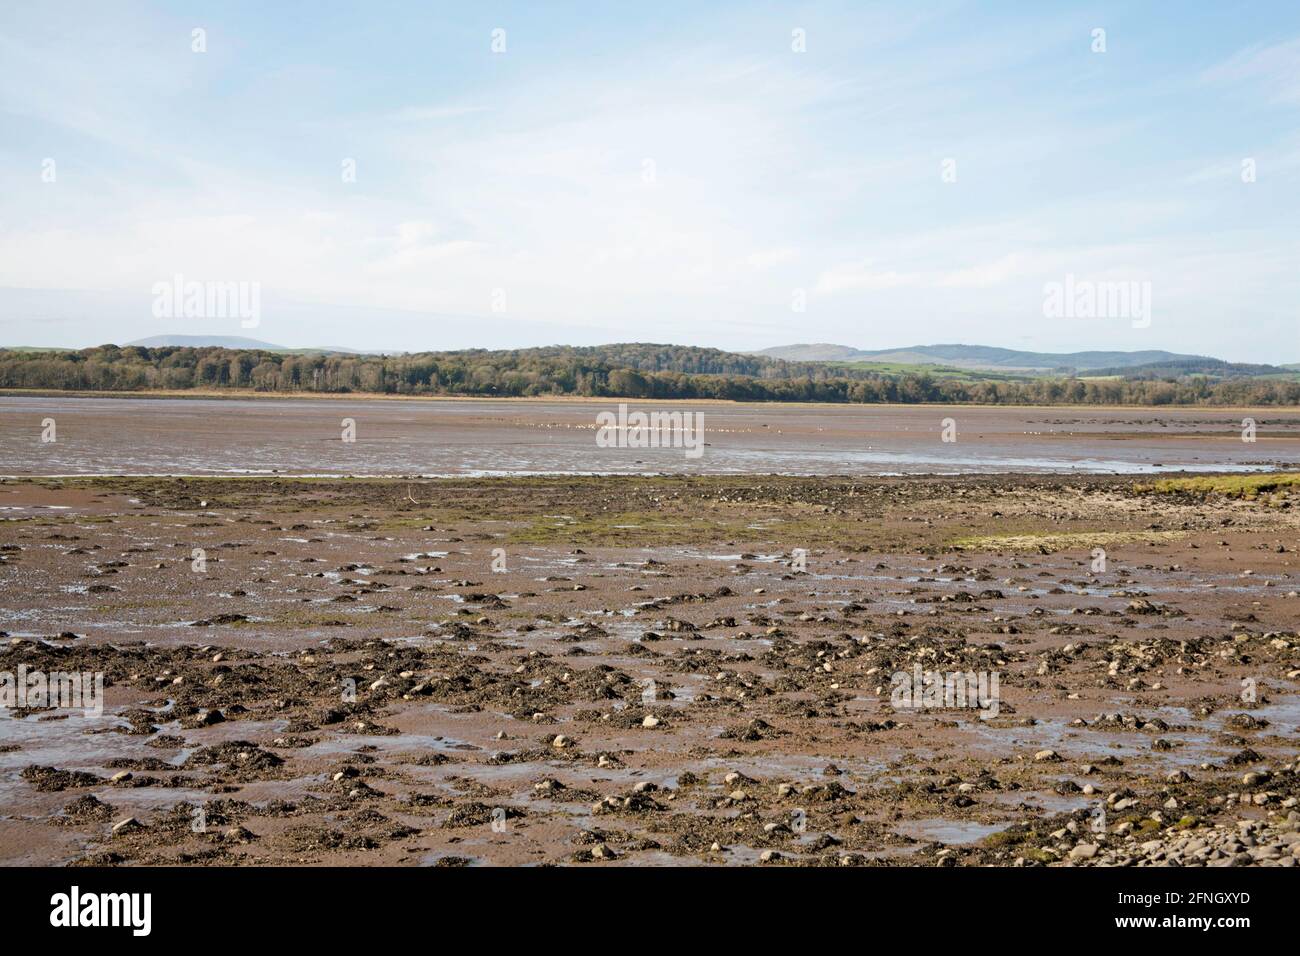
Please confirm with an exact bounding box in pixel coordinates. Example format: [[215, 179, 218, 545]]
[[2, 343, 1299, 406]]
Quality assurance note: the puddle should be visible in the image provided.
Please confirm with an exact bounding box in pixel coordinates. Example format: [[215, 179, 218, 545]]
[[988, 789, 1093, 814], [894, 817, 1003, 845]]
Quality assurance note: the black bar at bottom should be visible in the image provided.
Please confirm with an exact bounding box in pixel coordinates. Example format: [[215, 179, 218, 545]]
[[0, 864, 1277, 943]]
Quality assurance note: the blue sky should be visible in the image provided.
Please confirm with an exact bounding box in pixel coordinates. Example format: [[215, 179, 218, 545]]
[[1, 1, 1298, 360]]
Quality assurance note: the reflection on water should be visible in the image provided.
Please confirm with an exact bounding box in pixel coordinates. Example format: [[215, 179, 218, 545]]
[[0, 396, 1290, 477], [894, 817, 1004, 845]]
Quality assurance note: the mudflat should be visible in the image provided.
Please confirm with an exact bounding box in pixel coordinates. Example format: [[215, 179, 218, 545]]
[[1, 473, 1297, 866], [2, 395, 1298, 476]]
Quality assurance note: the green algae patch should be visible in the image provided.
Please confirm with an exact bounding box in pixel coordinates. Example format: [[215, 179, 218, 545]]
[[1135, 472, 1300, 500], [951, 530, 1188, 553]]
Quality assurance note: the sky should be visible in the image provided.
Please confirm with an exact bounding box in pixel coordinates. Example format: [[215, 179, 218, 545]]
[[1, 0, 1298, 360]]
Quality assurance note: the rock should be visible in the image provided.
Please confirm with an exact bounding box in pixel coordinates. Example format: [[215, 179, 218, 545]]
[[552, 735, 570, 749], [108, 771, 132, 783], [1069, 843, 1099, 860], [641, 715, 660, 728], [759, 850, 781, 862], [1034, 749, 1061, 762]]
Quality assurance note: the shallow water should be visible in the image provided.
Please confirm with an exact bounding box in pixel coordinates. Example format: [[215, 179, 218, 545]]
[[2, 396, 1293, 476], [894, 817, 1004, 845]]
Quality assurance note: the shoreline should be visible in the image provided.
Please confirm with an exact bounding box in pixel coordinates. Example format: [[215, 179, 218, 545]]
[[2, 387, 1297, 413], [2, 463, 1295, 482]]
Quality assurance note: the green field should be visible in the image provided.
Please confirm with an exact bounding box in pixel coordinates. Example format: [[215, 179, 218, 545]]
[[827, 360, 1036, 383]]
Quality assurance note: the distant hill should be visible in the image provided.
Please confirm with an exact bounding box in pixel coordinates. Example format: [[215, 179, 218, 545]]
[[748, 343, 865, 362], [754, 343, 1217, 372], [127, 335, 287, 350], [1085, 358, 1296, 379], [125, 335, 374, 354]]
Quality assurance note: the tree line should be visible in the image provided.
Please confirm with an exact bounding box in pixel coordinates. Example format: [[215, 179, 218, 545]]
[[1, 343, 1298, 406]]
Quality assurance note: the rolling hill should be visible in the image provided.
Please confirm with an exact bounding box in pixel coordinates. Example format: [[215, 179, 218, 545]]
[[753, 343, 1217, 372], [124, 335, 377, 354]]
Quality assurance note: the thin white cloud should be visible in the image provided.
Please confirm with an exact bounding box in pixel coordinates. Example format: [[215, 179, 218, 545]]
[[1202, 37, 1300, 103], [814, 261, 923, 295], [939, 254, 1029, 289], [385, 105, 490, 122]]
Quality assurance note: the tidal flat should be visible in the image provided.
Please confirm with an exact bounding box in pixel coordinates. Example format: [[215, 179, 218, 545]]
[[1, 473, 1297, 866]]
